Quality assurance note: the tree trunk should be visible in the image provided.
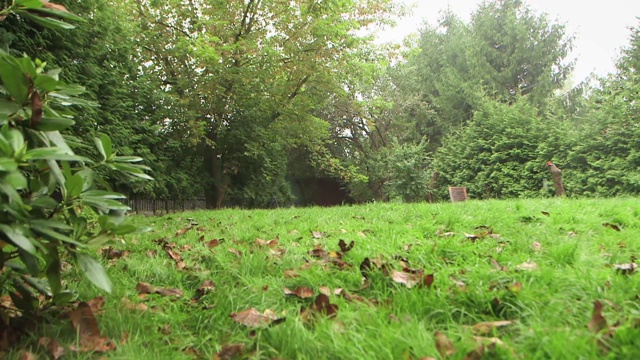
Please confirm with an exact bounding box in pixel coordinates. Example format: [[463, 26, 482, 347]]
[[546, 161, 565, 197]]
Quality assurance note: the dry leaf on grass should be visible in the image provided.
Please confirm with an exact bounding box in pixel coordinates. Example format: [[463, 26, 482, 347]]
[[613, 262, 637, 275], [38, 337, 65, 360], [515, 261, 538, 271], [311, 231, 324, 239], [215, 344, 245, 360], [18, 352, 38, 360], [470, 320, 515, 335], [338, 239, 354, 253], [602, 223, 621, 231], [283, 286, 314, 299], [228, 248, 242, 257], [206, 239, 222, 248], [255, 238, 279, 247], [175, 226, 192, 236], [136, 282, 183, 298], [588, 300, 608, 334], [230, 308, 283, 327], [531, 241, 542, 252], [434, 331, 456, 358], [301, 294, 338, 321], [68, 302, 116, 353]]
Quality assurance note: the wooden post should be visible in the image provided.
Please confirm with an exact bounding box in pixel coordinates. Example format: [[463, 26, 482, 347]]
[[546, 161, 565, 197], [427, 171, 439, 203], [448, 187, 468, 202]]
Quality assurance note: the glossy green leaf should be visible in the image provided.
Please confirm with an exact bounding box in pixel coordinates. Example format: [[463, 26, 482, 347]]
[[77, 253, 112, 293], [18, 11, 76, 30], [0, 157, 18, 171], [0, 224, 36, 254], [35, 117, 76, 132], [65, 173, 84, 199], [0, 56, 29, 104], [3, 171, 28, 189], [33, 74, 59, 93]]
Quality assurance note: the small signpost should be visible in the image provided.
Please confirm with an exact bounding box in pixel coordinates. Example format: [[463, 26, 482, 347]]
[[448, 187, 468, 202]]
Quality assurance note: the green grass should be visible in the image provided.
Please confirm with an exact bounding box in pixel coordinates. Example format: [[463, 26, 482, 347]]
[[6, 198, 640, 359]]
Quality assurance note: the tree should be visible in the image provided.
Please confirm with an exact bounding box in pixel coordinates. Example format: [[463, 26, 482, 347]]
[[124, 0, 399, 208], [403, 0, 573, 145]]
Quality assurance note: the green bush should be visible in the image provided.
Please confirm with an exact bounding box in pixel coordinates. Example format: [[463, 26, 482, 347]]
[[0, 1, 150, 314], [433, 99, 567, 199]]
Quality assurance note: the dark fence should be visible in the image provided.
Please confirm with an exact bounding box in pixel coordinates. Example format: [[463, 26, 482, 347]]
[[125, 198, 208, 214]]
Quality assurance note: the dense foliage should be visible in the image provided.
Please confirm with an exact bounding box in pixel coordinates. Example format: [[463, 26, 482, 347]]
[[1, 0, 638, 207], [0, 0, 151, 316]]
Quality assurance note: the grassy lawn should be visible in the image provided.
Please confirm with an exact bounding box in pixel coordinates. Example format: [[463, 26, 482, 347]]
[[6, 198, 640, 359]]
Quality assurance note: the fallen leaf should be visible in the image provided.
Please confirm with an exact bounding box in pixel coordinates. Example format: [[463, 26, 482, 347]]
[[613, 263, 637, 275], [359, 257, 372, 279], [255, 238, 279, 247], [470, 320, 515, 335], [531, 241, 542, 252], [318, 286, 332, 296], [175, 226, 192, 236], [136, 282, 183, 297], [157, 324, 172, 336], [165, 249, 182, 261], [86, 296, 106, 314], [310, 294, 338, 318], [155, 288, 183, 297], [230, 308, 281, 327], [284, 269, 299, 278], [311, 231, 324, 239], [463, 344, 485, 360], [490, 257, 504, 271], [228, 248, 242, 257], [602, 223, 621, 231], [422, 273, 435, 288], [515, 261, 538, 271], [357, 231, 367, 238], [18, 352, 37, 360], [288, 230, 299, 235], [270, 248, 287, 258], [283, 286, 314, 299], [38, 337, 65, 360], [508, 282, 523, 294], [308, 245, 327, 258], [434, 331, 456, 358], [338, 239, 354, 253], [464, 233, 479, 242], [339, 229, 348, 234], [68, 302, 116, 352], [205, 239, 221, 248], [391, 270, 422, 288], [215, 343, 245, 360], [101, 247, 130, 260], [436, 230, 456, 237], [541, 211, 550, 216], [145, 250, 158, 257], [588, 300, 608, 334], [120, 298, 148, 312]]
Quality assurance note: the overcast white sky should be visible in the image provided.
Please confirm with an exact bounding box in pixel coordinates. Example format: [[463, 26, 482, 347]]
[[376, 0, 640, 85]]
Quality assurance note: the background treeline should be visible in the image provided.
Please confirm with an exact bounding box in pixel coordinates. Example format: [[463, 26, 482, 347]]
[[3, 0, 638, 207]]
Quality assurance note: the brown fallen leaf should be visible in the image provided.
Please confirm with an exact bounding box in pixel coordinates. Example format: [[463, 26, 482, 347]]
[[215, 343, 245, 360], [613, 262, 637, 275], [284, 269, 300, 278], [228, 248, 242, 257], [230, 308, 281, 327], [470, 320, 515, 335], [490, 257, 505, 271], [338, 239, 355, 253], [308, 245, 327, 258], [136, 282, 183, 297], [464, 233, 479, 242], [301, 294, 339, 321], [588, 300, 608, 334], [68, 302, 116, 353], [120, 297, 148, 312], [359, 257, 372, 279], [318, 286, 332, 296], [175, 226, 192, 236], [434, 331, 456, 358], [165, 249, 182, 261], [255, 238, 279, 247], [86, 296, 106, 314], [283, 286, 314, 299], [422, 273, 435, 288], [206, 239, 222, 248], [18, 352, 38, 360], [463, 344, 485, 360], [38, 337, 65, 360], [541, 211, 550, 216], [531, 241, 542, 252], [101, 247, 130, 260], [311, 231, 324, 239], [193, 279, 215, 301], [145, 250, 158, 258], [515, 261, 538, 271], [602, 223, 621, 231], [392, 270, 423, 288]]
